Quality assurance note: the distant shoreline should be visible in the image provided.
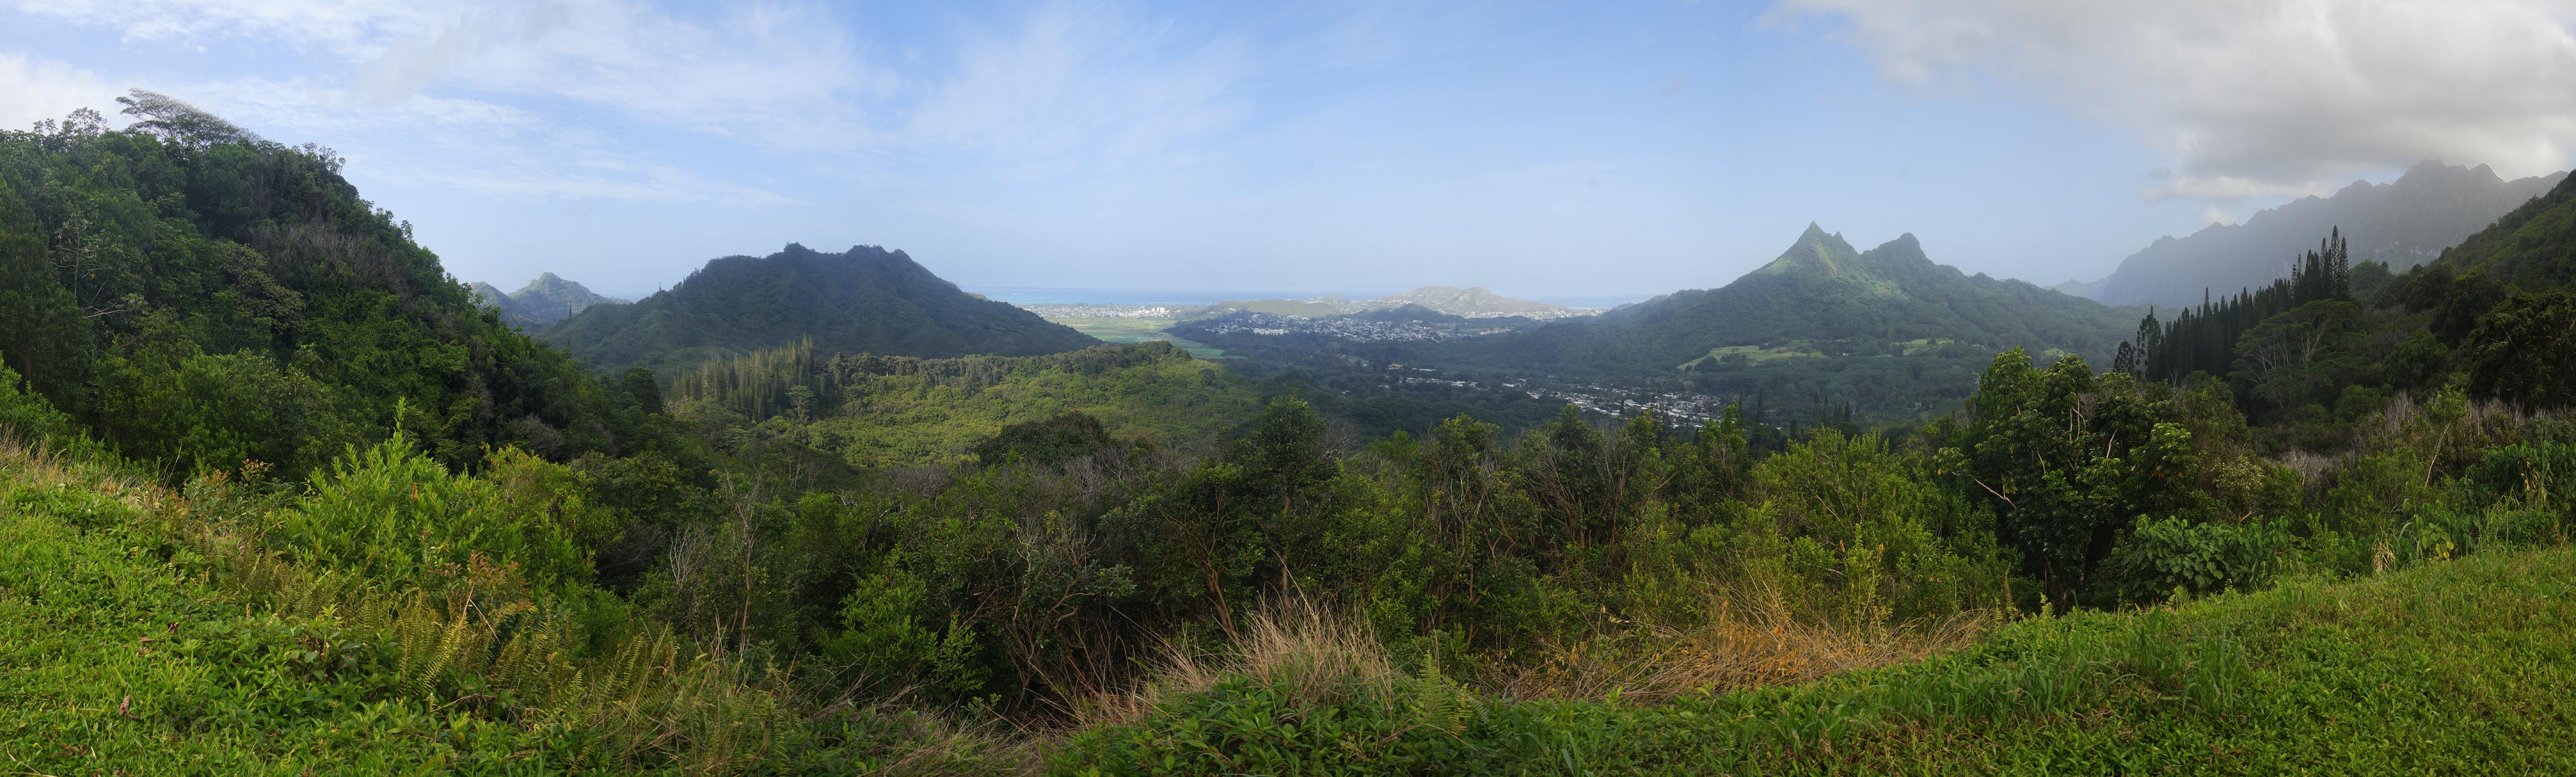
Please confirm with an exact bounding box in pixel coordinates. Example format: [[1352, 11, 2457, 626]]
[[966, 286, 1651, 309]]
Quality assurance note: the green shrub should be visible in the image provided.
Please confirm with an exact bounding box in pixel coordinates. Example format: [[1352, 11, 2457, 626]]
[[265, 431, 596, 587], [2106, 515, 2289, 600]]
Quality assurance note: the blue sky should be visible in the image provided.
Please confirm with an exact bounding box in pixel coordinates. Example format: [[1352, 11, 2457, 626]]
[[7, 1, 2575, 301]]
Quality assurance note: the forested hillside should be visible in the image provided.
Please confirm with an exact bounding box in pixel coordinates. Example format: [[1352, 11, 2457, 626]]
[[542, 243, 1097, 371], [2414, 165, 2576, 288], [0, 93, 641, 477], [2076, 160, 2563, 307], [2114, 170, 2576, 445]]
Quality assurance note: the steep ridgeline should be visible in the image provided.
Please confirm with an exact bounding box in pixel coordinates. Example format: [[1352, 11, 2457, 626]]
[[1427, 224, 2135, 378], [470, 272, 626, 328], [2416, 166, 2576, 289], [542, 243, 1099, 371], [2070, 160, 2565, 307], [2373, 168, 2576, 409]]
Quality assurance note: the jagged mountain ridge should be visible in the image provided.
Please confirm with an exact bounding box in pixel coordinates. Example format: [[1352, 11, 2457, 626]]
[[471, 273, 627, 328], [541, 243, 1100, 371], [2074, 160, 2566, 307], [1416, 223, 2136, 376]]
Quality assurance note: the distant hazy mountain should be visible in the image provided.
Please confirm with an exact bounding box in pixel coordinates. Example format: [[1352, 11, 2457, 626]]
[[1423, 223, 2135, 377], [2415, 169, 2576, 289], [1184, 286, 1584, 320], [1375, 286, 1572, 318], [470, 273, 627, 328], [542, 243, 1099, 370], [466, 282, 527, 324], [2050, 277, 2110, 299], [2076, 160, 2565, 307]]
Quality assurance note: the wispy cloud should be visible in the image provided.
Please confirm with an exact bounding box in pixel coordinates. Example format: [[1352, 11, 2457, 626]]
[[352, 1, 896, 152], [9, 0, 1268, 201], [13, 0, 894, 149], [6, 0, 437, 54], [901, 2, 1251, 171]]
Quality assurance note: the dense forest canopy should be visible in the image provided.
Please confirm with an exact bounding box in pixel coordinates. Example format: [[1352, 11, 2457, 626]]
[[0, 93, 648, 476]]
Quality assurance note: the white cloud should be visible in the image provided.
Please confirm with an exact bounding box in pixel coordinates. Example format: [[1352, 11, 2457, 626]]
[[901, 2, 1250, 169], [12, 0, 1257, 170], [171, 76, 796, 207], [1774, 0, 2576, 201], [0, 52, 115, 131], [353, 1, 897, 152], [10, 0, 892, 150]]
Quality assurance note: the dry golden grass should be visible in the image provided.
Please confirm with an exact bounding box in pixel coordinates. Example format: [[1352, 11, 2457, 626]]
[[1073, 597, 1400, 729], [0, 432, 156, 506], [1487, 586, 1991, 704], [1071, 585, 1993, 741]]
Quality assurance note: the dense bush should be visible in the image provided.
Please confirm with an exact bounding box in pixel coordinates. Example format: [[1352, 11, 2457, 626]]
[[266, 429, 616, 588]]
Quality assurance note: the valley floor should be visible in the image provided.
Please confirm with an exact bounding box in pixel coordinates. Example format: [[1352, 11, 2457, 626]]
[[1043, 315, 1229, 359]]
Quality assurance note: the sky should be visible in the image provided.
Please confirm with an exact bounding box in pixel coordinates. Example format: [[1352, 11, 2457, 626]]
[[6, 1, 2576, 302]]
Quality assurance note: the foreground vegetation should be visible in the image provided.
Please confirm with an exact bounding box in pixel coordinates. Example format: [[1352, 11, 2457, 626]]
[[0, 422, 1029, 773], [1065, 544, 2576, 775], [8, 420, 2566, 774]]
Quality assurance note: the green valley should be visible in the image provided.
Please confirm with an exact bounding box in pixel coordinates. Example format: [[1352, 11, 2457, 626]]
[[1042, 316, 1226, 358]]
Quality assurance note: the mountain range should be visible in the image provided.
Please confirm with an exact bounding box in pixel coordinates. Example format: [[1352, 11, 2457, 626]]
[[2064, 160, 2566, 307], [1430, 224, 2135, 376], [541, 243, 1099, 371], [1184, 286, 1588, 320], [469, 273, 627, 328]]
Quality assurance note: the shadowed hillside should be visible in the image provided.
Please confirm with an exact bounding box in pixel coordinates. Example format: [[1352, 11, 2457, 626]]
[[542, 243, 1098, 371]]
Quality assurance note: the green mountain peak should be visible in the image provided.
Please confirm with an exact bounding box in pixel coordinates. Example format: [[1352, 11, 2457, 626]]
[[1420, 226, 2131, 389], [542, 243, 1098, 370], [1755, 223, 1875, 285]]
